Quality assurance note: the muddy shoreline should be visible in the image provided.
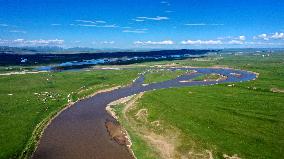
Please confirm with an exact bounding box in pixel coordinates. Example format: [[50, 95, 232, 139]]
[[32, 68, 257, 159]]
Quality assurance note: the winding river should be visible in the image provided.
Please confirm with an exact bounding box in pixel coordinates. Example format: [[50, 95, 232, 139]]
[[32, 68, 256, 159]]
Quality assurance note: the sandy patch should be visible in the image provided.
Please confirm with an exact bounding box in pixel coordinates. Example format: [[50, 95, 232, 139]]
[[143, 133, 176, 159], [0, 71, 47, 76], [223, 154, 241, 159], [106, 95, 136, 120], [153, 63, 178, 68], [135, 109, 148, 121], [270, 88, 284, 93]]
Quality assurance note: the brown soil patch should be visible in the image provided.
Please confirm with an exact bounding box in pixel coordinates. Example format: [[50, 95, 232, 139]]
[[105, 120, 131, 146]]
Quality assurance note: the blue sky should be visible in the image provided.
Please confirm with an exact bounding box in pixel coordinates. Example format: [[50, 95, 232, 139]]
[[0, 0, 284, 48]]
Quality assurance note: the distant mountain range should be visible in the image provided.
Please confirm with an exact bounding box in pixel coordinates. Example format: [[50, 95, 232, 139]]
[[0, 46, 162, 54], [1, 46, 283, 55]]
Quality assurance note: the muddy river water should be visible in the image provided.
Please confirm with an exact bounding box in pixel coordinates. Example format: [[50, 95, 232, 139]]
[[32, 68, 256, 159]]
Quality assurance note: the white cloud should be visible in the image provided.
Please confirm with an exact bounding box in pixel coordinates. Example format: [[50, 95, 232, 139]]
[[254, 32, 284, 40], [96, 20, 106, 23], [74, 19, 113, 27], [271, 32, 284, 39], [9, 30, 27, 34], [76, 19, 107, 24], [0, 39, 64, 46], [123, 29, 148, 34], [137, 28, 148, 31], [51, 24, 61, 26], [121, 26, 132, 29], [135, 16, 169, 21], [228, 40, 244, 45], [181, 40, 222, 45], [160, 1, 170, 6], [72, 40, 81, 43], [24, 39, 64, 45], [101, 41, 115, 44], [96, 24, 118, 28], [185, 23, 224, 26], [254, 33, 269, 40], [76, 23, 117, 28], [217, 36, 232, 40], [75, 24, 118, 28], [185, 23, 206, 26], [133, 19, 145, 22], [14, 39, 25, 42], [239, 35, 246, 41], [218, 35, 245, 41], [75, 20, 97, 24], [134, 40, 174, 45], [77, 24, 97, 27], [123, 30, 145, 33]]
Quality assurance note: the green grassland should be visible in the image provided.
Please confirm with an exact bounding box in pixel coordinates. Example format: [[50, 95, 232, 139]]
[[1, 52, 283, 159], [116, 53, 284, 159], [0, 69, 140, 159], [113, 104, 160, 159], [144, 69, 188, 84]]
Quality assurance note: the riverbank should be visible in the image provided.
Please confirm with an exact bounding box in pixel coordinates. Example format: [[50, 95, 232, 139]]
[[22, 85, 123, 158], [0, 69, 140, 159]]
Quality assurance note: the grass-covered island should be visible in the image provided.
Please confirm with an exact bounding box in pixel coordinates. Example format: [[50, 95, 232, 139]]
[[143, 69, 191, 84]]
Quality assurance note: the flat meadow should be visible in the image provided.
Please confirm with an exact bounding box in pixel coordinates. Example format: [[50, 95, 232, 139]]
[[114, 52, 284, 159]]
